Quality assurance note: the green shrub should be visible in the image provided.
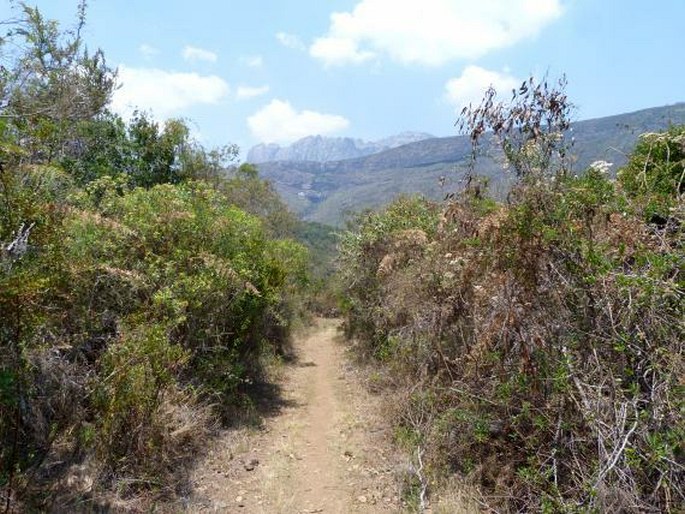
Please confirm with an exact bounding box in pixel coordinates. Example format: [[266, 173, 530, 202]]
[[1, 173, 309, 505], [95, 324, 188, 470], [618, 126, 685, 222], [0, 4, 311, 508]]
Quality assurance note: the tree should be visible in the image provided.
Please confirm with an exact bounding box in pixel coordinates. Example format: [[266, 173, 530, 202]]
[[1, 1, 116, 164]]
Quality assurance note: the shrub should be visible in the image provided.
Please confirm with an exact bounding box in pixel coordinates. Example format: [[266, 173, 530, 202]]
[[338, 80, 684, 512], [618, 125, 685, 223], [1, 173, 309, 507], [337, 195, 440, 351], [0, 4, 311, 509]]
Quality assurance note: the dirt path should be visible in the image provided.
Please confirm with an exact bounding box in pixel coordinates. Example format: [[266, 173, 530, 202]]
[[185, 319, 403, 513]]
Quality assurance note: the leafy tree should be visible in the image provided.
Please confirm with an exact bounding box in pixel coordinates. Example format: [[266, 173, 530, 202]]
[[1, 1, 115, 164]]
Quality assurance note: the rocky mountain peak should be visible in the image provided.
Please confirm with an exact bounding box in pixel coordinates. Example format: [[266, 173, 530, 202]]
[[246, 131, 435, 164]]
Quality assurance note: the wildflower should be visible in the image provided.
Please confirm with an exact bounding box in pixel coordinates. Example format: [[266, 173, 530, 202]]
[[589, 160, 613, 174]]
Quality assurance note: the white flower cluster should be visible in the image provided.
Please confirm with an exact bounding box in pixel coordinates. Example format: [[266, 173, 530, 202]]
[[589, 160, 614, 174]]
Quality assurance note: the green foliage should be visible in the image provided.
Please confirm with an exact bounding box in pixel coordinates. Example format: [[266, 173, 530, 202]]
[[219, 162, 298, 238], [125, 114, 190, 187], [0, 4, 311, 508], [295, 221, 340, 314], [65, 180, 308, 406], [59, 110, 241, 189], [95, 324, 188, 467], [58, 113, 130, 184], [296, 221, 338, 279], [617, 125, 685, 221], [1, 166, 310, 499], [1, 1, 115, 164]]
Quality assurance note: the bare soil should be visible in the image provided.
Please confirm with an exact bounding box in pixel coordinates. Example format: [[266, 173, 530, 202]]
[[183, 319, 404, 513]]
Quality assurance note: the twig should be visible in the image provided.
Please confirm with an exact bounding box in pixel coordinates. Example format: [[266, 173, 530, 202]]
[[594, 404, 639, 488], [449, 385, 501, 407], [415, 446, 428, 513]]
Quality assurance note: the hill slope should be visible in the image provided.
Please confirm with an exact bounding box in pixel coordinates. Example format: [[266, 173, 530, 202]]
[[256, 103, 685, 226]]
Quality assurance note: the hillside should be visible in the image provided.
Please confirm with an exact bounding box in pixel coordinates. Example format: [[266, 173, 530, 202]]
[[256, 103, 685, 225]]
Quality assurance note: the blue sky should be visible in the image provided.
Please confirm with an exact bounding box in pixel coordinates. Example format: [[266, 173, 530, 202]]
[[2, 1, 683, 155]]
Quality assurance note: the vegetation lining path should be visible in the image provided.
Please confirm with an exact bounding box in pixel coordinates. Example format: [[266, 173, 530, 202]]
[[186, 319, 402, 513]]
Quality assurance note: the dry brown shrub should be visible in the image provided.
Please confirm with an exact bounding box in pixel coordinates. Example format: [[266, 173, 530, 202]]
[[70, 208, 137, 237], [335, 78, 684, 512], [393, 228, 429, 248], [341, 184, 684, 512], [376, 253, 397, 278]]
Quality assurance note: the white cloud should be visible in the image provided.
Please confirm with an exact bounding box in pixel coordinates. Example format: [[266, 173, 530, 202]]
[[182, 45, 218, 63], [139, 44, 159, 59], [241, 55, 264, 68], [112, 65, 229, 120], [236, 85, 270, 100], [247, 99, 350, 144], [310, 37, 374, 65], [276, 32, 306, 51], [445, 65, 520, 111], [310, 0, 563, 67]]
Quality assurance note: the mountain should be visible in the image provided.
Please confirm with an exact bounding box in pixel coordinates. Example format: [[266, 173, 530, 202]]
[[375, 131, 438, 149], [254, 103, 685, 226], [246, 131, 434, 163]]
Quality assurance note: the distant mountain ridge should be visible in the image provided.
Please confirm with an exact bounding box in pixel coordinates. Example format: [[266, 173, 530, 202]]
[[246, 131, 434, 163], [253, 103, 685, 226]]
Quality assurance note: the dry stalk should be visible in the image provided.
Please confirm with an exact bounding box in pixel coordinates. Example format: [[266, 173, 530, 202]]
[[415, 446, 428, 513]]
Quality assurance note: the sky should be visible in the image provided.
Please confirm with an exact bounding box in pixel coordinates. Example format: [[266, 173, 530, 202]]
[[1, 1, 684, 156]]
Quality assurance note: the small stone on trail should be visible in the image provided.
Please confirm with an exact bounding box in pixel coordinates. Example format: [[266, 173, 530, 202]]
[[357, 495, 368, 503], [244, 458, 259, 471]]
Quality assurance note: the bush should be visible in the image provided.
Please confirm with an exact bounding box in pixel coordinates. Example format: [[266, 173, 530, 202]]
[[0, 173, 309, 506], [338, 85, 684, 511], [337, 195, 440, 350], [618, 125, 685, 223], [0, 4, 311, 509]]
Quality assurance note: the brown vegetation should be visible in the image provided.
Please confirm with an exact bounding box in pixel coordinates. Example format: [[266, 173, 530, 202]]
[[338, 78, 684, 512]]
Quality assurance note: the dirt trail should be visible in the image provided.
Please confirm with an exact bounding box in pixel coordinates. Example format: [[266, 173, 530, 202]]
[[186, 319, 403, 513]]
